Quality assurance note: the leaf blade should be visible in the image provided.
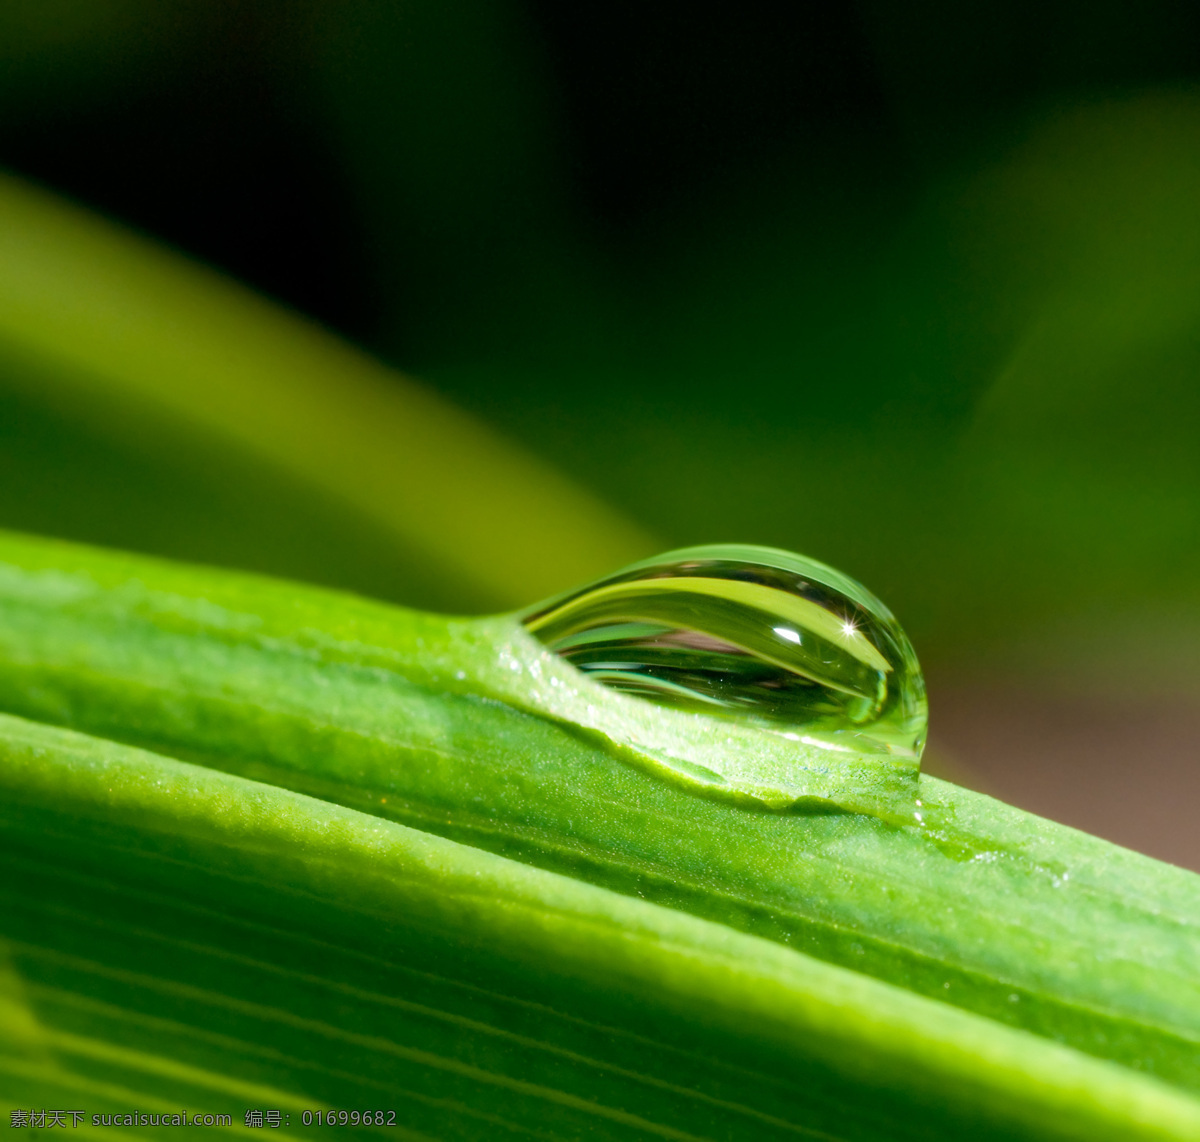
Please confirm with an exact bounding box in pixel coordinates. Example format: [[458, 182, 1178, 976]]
[[3, 714, 1199, 1141], [0, 530, 1196, 1098]]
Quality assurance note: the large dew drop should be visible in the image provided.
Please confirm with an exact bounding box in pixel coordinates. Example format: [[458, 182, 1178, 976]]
[[523, 544, 927, 761]]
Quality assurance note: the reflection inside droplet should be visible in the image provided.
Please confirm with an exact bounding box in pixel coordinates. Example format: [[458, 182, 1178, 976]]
[[522, 544, 927, 760]]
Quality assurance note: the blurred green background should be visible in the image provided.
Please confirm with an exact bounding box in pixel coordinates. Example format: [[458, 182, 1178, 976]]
[[1, 0, 1197, 866]]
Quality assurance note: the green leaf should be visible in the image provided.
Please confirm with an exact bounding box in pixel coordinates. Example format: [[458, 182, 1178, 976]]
[[3, 713, 1199, 1141], [0, 528, 1198, 1140], [0, 173, 653, 609]]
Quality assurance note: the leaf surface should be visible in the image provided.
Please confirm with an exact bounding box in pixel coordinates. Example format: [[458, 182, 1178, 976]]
[[0, 530, 1197, 1124], [3, 715, 1199, 1141]]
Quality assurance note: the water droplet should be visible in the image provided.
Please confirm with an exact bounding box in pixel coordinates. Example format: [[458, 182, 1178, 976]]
[[523, 544, 926, 760]]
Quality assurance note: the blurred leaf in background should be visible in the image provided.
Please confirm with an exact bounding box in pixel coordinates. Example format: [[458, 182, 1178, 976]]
[[0, 172, 653, 610]]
